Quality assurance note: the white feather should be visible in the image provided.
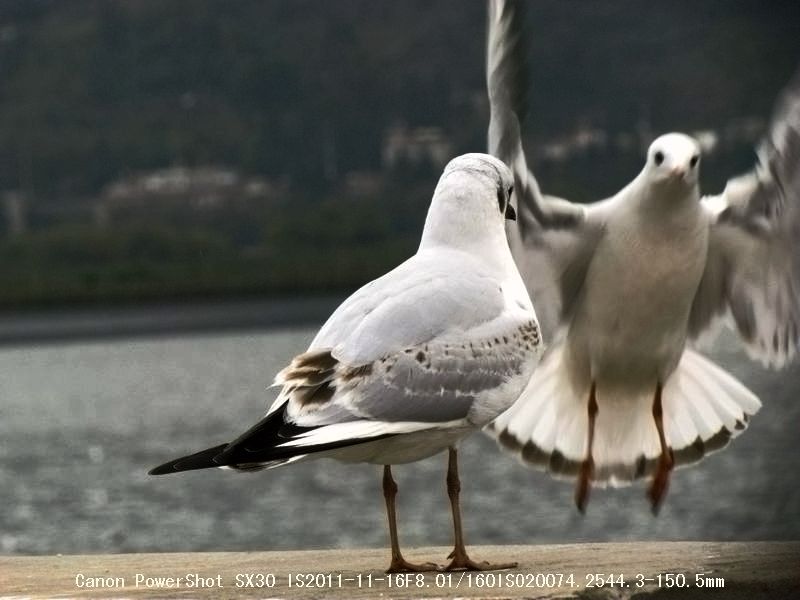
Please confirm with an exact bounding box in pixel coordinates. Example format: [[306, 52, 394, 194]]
[[277, 419, 467, 449], [492, 347, 761, 486]]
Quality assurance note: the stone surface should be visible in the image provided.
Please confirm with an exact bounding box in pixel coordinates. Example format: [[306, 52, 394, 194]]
[[1, 542, 798, 599]]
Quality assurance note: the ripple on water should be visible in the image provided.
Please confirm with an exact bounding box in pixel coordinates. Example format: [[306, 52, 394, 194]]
[[0, 328, 798, 554]]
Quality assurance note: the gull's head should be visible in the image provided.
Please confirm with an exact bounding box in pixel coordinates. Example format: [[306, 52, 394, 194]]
[[420, 153, 516, 250], [438, 153, 516, 221], [645, 133, 701, 189]]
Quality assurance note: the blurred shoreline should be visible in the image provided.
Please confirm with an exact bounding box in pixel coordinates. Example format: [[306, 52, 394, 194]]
[[0, 295, 343, 346]]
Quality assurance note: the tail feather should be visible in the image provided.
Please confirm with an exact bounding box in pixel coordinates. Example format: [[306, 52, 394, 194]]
[[149, 401, 396, 477], [666, 409, 693, 450], [531, 396, 557, 450], [679, 375, 723, 439], [489, 346, 761, 487], [149, 444, 229, 475], [148, 404, 310, 476]]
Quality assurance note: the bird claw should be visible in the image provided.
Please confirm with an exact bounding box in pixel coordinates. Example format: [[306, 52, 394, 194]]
[[647, 452, 674, 514], [445, 558, 518, 571], [575, 457, 594, 513], [445, 549, 517, 571], [386, 558, 441, 573]]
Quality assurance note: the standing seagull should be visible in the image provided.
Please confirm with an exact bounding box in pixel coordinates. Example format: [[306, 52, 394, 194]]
[[486, 0, 799, 512], [150, 153, 542, 572]]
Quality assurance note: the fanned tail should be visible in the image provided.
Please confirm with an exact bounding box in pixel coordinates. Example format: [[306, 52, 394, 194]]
[[488, 346, 761, 487]]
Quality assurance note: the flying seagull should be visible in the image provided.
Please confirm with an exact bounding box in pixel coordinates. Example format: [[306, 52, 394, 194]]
[[150, 153, 542, 572], [485, 0, 799, 513]]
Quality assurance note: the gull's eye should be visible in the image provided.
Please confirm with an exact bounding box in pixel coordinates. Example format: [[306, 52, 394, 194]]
[[508, 185, 514, 198], [690, 155, 699, 168], [497, 187, 506, 213], [654, 151, 665, 166]]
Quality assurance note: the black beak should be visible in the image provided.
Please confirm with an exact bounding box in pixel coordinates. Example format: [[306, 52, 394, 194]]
[[505, 203, 516, 221]]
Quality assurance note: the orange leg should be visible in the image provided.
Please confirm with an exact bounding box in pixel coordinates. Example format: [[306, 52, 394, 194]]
[[382, 465, 440, 573], [647, 382, 674, 514], [444, 447, 517, 571], [575, 382, 598, 513]]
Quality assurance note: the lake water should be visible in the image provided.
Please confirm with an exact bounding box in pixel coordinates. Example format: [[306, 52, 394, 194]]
[[1, 309, 798, 556]]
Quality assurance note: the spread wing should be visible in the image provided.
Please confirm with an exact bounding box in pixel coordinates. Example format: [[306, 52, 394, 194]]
[[690, 67, 800, 367], [487, 0, 605, 340]]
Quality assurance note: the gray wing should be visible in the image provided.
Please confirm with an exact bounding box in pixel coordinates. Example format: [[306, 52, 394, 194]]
[[276, 317, 540, 428], [487, 0, 603, 339], [269, 248, 541, 425], [690, 67, 800, 367]]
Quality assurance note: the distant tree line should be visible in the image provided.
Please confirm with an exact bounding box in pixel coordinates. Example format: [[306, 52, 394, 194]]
[[0, 0, 797, 306]]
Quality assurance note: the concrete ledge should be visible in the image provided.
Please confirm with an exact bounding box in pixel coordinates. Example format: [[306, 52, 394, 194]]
[[1, 542, 798, 599]]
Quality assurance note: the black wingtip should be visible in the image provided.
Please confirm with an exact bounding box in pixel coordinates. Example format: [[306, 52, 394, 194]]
[[148, 443, 229, 476]]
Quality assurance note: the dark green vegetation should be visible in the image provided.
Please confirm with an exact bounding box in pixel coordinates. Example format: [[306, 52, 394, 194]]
[[0, 1, 798, 306]]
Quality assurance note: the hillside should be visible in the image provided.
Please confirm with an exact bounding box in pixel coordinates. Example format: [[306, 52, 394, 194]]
[[0, 0, 798, 305]]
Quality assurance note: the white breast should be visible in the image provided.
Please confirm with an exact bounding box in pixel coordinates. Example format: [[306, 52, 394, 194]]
[[567, 199, 708, 386]]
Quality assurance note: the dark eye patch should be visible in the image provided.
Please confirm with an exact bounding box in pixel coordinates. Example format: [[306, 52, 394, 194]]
[[654, 151, 665, 166], [690, 155, 699, 168], [497, 187, 506, 213]]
